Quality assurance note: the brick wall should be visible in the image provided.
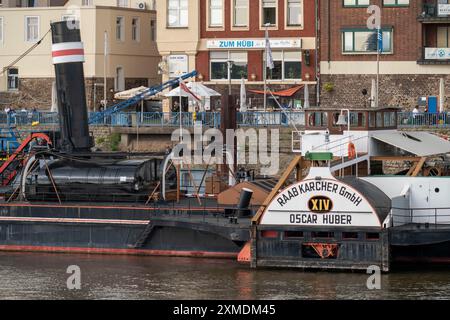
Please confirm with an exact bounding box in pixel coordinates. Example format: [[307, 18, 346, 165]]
[[0, 77, 149, 112], [0, 78, 53, 111], [320, 0, 421, 63], [200, 0, 316, 38]]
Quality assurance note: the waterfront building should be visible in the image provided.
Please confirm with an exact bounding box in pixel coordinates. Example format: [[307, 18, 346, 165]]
[[157, 0, 318, 110], [0, 0, 160, 110], [319, 0, 450, 111]]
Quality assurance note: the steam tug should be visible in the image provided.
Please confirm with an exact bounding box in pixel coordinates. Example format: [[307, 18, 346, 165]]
[[0, 22, 252, 258], [1, 22, 450, 273]]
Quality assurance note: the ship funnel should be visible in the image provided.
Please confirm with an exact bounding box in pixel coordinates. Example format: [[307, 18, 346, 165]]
[[238, 188, 253, 217], [51, 21, 93, 153]]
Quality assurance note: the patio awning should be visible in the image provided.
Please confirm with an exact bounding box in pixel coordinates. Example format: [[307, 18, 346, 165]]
[[371, 131, 450, 157], [248, 85, 304, 97]]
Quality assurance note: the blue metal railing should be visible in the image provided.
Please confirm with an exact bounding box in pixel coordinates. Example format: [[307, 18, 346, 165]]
[[6, 111, 450, 129], [0, 111, 307, 128]]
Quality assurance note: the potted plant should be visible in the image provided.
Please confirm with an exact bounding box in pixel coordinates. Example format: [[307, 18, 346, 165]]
[[323, 82, 335, 93]]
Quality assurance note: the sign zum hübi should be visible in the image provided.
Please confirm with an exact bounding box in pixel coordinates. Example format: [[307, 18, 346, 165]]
[[207, 39, 302, 49], [260, 174, 381, 227]]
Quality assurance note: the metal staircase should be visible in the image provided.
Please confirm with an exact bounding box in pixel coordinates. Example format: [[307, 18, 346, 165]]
[[330, 154, 370, 173], [133, 221, 155, 248]]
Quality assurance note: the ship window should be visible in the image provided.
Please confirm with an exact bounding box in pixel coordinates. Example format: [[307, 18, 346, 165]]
[[369, 112, 375, 127], [384, 112, 396, 127], [261, 230, 278, 238], [342, 232, 359, 240], [284, 231, 304, 239], [350, 112, 365, 127], [366, 232, 380, 240], [308, 112, 328, 128], [311, 231, 334, 238], [376, 112, 383, 127]]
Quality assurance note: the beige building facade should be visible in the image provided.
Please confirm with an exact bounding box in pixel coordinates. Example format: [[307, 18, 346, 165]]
[[156, 0, 200, 83], [0, 0, 160, 110]]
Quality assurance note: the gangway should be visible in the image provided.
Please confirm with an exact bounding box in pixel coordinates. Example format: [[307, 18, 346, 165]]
[[89, 71, 197, 125]]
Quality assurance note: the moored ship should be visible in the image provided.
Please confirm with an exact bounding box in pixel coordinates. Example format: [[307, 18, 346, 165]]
[[1, 21, 450, 273]]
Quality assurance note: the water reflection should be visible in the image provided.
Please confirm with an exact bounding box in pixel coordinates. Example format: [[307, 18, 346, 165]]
[[0, 252, 449, 300]]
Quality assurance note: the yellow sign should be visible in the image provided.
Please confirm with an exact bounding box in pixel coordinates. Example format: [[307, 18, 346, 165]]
[[308, 196, 333, 213]]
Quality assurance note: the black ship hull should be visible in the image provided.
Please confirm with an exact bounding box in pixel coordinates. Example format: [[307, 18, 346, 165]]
[[0, 202, 250, 258], [390, 224, 450, 265], [1, 203, 450, 268]]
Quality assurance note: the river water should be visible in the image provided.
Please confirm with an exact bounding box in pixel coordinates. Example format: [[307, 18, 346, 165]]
[[0, 252, 449, 300]]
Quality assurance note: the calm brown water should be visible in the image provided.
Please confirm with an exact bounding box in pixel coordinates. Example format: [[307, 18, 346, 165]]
[[0, 252, 449, 300]]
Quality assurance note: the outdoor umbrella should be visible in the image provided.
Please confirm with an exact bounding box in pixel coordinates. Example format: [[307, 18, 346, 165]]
[[370, 79, 376, 108], [51, 81, 58, 112], [440, 78, 445, 113], [165, 82, 221, 112], [240, 78, 247, 112], [165, 82, 221, 99], [304, 84, 310, 109]]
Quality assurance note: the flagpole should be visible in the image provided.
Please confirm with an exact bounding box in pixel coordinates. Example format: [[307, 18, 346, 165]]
[[264, 25, 268, 112], [179, 77, 182, 143], [376, 27, 381, 109], [103, 31, 108, 111]]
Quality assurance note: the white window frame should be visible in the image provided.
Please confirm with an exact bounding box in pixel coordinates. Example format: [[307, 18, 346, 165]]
[[260, 0, 278, 28], [342, 28, 393, 54], [208, 0, 224, 28], [210, 51, 248, 81], [167, 0, 189, 28], [264, 51, 302, 81], [116, 16, 124, 41], [343, 0, 370, 7], [150, 19, 156, 41], [132, 17, 140, 42], [25, 16, 39, 42], [115, 66, 125, 92], [232, 0, 249, 29], [286, 0, 303, 29], [7, 68, 19, 91], [383, 0, 409, 7], [82, 0, 93, 5], [117, 0, 128, 7]]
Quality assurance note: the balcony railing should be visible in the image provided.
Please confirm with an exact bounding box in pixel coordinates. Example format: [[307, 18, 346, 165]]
[[419, 1, 450, 21]]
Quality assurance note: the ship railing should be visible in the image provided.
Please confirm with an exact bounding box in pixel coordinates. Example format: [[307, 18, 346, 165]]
[[390, 207, 450, 227], [237, 111, 305, 127], [398, 112, 450, 128], [12, 190, 260, 224]]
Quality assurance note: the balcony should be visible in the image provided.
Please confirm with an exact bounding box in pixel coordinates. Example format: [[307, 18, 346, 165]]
[[417, 47, 450, 64], [418, 1, 450, 22]]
